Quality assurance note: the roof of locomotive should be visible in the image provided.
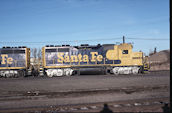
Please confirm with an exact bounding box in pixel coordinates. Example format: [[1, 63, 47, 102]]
[[44, 44, 117, 48], [0, 46, 27, 50], [43, 43, 134, 49]]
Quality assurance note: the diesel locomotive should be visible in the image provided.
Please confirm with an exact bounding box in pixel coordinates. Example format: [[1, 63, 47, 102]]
[[41, 42, 149, 77], [0, 37, 149, 78], [0, 46, 31, 77]]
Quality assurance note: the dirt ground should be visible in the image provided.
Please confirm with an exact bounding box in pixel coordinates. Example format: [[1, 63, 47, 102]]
[[0, 70, 170, 113], [148, 49, 170, 71]]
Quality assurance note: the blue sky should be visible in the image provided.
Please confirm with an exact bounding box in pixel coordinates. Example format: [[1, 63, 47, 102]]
[[0, 0, 169, 55]]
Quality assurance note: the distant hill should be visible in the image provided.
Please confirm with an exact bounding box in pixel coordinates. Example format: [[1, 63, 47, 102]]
[[148, 49, 170, 71]]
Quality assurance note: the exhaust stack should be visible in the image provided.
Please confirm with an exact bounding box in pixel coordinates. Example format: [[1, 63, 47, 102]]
[[123, 36, 125, 44]]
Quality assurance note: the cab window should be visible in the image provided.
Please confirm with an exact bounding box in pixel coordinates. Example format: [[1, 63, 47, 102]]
[[122, 50, 128, 54]]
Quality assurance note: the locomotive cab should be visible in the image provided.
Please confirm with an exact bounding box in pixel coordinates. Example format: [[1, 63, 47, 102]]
[[106, 43, 144, 74]]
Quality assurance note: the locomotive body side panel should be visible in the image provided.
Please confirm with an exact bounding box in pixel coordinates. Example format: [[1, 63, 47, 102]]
[[42, 43, 143, 69], [0, 48, 27, 69], [0, 47, 30, 77], [42, 45, 123, 69]]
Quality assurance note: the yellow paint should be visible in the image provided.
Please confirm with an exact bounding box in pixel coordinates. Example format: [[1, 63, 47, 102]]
[[7, 57, 13, 64], [106, 43, 143, 66], [57, 53, 64, 63], [26, 48, 30, 68], [1, 54, 8, 64], [42, 47, 46, 67], [97, 55, 103, 62], [0, 54, 13, 64], [0, 67, 26, 70], [90, 52, 97, 62], [25, 48, 27, 68]]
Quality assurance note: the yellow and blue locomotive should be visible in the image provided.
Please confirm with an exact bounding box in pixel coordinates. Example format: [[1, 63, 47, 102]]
[[41, 41, 148, 77], [0, 46, 31, 77]]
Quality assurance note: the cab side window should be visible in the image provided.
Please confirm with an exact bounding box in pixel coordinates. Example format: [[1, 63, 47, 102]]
[[122, 50, 128, 54]]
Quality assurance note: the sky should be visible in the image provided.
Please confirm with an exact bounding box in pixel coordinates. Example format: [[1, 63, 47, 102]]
[[0, 0, 169, 55]]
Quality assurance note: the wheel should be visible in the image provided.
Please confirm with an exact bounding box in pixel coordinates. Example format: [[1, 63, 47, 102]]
[[112, 67, 119, 75], [105, 69, 111, 75], [138, 67, 144, 74]]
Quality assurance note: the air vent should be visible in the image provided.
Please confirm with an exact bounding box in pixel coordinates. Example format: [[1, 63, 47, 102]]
[[81, 44, 89, 46], [55, 45, 61, 47], [50, 45, 54, 47]]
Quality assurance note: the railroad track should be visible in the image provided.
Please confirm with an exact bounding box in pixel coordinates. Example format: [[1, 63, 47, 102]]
[[0, 85, 169, 112], [0, 85, 168, 101], [0, 71, 170, 112], [0, 97, 169, 113]]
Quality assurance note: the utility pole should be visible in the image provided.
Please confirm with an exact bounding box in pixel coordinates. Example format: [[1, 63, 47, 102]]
[[154, 47, 157, 54]]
